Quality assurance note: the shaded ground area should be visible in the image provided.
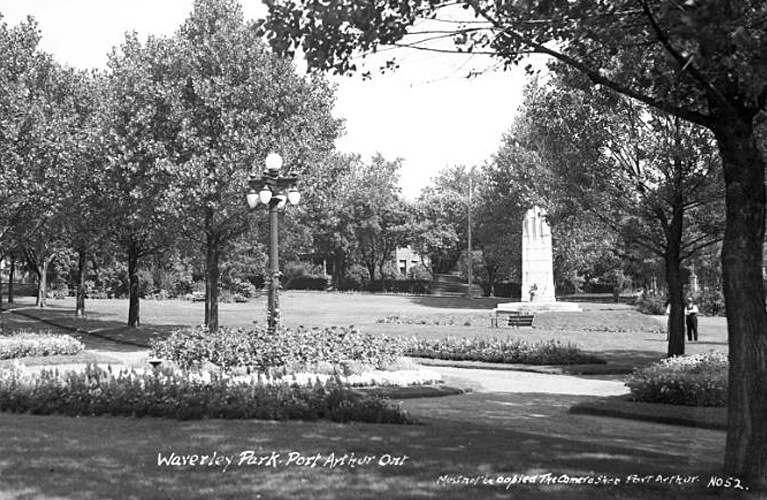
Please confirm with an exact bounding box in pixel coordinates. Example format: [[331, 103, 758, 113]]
[[0, 391, 736, 500]]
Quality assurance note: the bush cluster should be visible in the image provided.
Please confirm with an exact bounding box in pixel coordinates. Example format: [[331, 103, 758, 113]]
[[0, 332, 84, 359], [634, 293, 668, 315], [0, 364, 416, 423], [151, 326, 408, 373], [626, 352, 728, 406], [405, 337, 605, 365], [696, 289, 725, 316], [285, 276, 328, 291]]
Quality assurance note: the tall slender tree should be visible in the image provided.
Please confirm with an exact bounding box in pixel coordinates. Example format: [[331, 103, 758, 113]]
[[98, 33, 181, 327]]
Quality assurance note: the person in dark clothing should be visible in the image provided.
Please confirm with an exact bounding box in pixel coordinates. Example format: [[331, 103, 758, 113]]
[[685, 297, 699, 341]]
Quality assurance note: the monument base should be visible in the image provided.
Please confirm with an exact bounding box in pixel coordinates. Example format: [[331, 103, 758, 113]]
[[494, 301, 582, 314]]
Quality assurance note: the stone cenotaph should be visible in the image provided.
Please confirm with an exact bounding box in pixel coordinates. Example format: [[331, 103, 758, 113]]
[[522, 206, 555, 302], [494, 206, 580, 316]]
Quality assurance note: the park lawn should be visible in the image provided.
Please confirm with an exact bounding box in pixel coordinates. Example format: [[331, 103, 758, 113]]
[[3, 293, 728, 369], [0, 392, 728, 500]]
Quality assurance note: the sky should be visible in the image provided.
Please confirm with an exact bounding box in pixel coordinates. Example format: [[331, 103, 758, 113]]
[[0, 0, 535, 198]]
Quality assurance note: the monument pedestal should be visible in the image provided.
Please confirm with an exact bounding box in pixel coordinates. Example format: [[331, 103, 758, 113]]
[[494, 300, 582, 314]]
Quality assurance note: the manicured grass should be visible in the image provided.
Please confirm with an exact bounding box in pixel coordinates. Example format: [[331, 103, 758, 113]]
[[3, 294, 728, 370]]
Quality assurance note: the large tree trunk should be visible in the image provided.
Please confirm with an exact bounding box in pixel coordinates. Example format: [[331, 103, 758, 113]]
[[715, 113, 767, 488], [75, 250, 88, 317], [204, 233, 220, 332], [127, 242, 140, 327], [665, 201, 686, 357]]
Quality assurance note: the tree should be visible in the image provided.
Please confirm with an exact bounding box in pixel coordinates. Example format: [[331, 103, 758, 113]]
[[161, 0, 339, 331], [299, 152, 408, 289], [59, 72, 108, 317], [413, 166, 477, 275], [348, 155, 409, 285], [0, 15, 40, 245], [514, 79, 724, 356], [261, 0, 767, 483], [474, 162, 526, 295], [2, 49, 87, 307], [98, 33, 181, 327], [298, 152, 360, 287]]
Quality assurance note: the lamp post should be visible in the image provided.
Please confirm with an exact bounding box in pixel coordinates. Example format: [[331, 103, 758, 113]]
[[246, 153, 301, 334]]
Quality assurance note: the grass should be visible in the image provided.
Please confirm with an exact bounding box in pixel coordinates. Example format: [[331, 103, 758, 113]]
[[2, 293, 728, 370], [0, 293, 738, 499]]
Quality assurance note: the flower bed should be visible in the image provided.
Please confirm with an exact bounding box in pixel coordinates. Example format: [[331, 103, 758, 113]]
[[626, 352, 727, 406], [151, 326, 408, 373], [405, 337, 605, 365], [0, 363, 417, 423], [376, 315, 475, 326], [0, 332, 84, 359]]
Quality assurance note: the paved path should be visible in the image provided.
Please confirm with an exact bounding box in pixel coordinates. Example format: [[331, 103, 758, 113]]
[[432, 366, 629, 396]]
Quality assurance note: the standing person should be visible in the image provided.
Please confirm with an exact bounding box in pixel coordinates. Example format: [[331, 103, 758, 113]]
[[685, 297, 699, 341]]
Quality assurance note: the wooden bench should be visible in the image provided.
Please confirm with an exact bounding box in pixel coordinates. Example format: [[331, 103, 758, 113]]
[[491, 310, 535, 328]]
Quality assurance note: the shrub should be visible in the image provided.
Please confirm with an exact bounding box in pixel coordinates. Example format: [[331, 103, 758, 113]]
[[0, 332, 84, 359], [696, 289, 725, 316], [285, 276, 328, 291], [491, 282, 522, 299], [405, 337, 605, 365], [408, 264, 433, 282], [341, 265, 370, 291], [151, 326, 408, 373], [228, 277, 258, 298], [634, 293, 667, 315], [625, 352, 728, 406], [365, 279, 431, 294], [0, 364, 417, 423]]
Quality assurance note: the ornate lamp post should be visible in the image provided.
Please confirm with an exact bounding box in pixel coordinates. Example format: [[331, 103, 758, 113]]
[[246, 153, 300, 334]]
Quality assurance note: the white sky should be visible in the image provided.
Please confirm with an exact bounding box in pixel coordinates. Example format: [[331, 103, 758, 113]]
[[1, 0, 533, 198]]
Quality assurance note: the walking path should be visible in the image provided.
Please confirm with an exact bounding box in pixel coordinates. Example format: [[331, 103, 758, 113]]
[[432, 365, 628, 396]]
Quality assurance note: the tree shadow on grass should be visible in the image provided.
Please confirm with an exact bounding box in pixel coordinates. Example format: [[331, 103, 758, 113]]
[[4, 306, 185, 351], [0, 392, 728, 500], [408, 296, 509, 310], [583, 349, 665, 369]]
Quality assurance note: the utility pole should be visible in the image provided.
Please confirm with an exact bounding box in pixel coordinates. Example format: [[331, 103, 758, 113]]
[[467, 175, 473, 299]]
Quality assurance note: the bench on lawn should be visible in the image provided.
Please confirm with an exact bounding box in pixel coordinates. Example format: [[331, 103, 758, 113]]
[[490, 309, 535, 328]]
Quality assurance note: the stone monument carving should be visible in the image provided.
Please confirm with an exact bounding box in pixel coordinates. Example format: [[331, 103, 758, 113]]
[[521, 206, 555, 303]]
